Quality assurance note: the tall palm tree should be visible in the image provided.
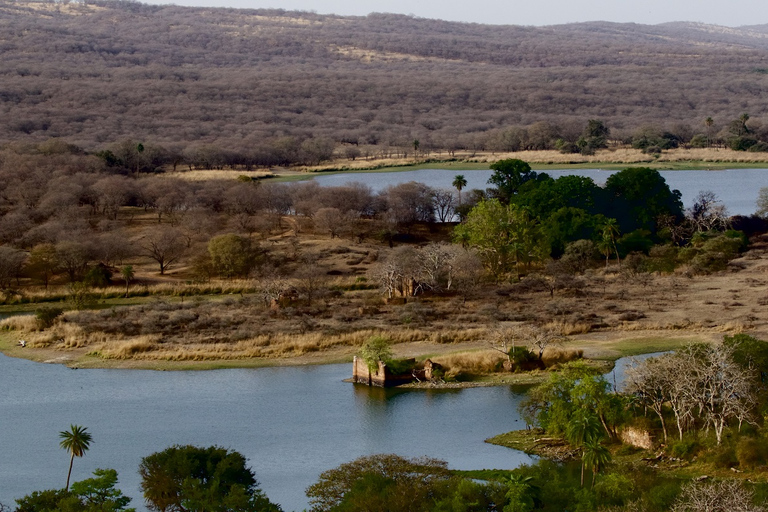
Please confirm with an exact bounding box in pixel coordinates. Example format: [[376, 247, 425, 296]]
[[452, 174, 467, 206], [583, 439, 612, 488], [121, 265, 134, 298], [704, 117, 714, 147], [600, 219, 621, 268], [59, 424, 92, 490], [566, 410, 602, 487]]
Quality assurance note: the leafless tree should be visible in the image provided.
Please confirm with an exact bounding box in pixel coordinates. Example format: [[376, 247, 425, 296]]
[[92, 175, 135, 220], [0, 245, 26, 288], [141, 227, 186, 275], [688, 190, 730, 232], [314, 208, 346, 239], [55, 240, 92, 282], [432, 188, 455, 223], [671, 479, 766, 512]]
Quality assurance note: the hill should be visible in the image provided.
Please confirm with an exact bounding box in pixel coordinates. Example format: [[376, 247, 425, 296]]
[[2, 1, 768, 156]]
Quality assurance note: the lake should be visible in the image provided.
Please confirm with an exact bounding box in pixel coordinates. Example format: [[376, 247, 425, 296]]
[[0, 354, 534, 512], [312, 168, 768, 216]]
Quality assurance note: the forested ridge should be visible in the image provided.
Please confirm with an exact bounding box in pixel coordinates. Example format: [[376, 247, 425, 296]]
[[2, 0, 768, 156]]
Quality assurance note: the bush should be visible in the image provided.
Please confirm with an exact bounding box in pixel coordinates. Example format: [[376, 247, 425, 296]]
[[35, 307, 63, 329], [669, 437, 701, 460], [736, 436, 768, 469]]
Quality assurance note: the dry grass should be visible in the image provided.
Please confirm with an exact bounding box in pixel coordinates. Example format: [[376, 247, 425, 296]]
[[541, 347, 584, 366], [0, 315, 37, 332], [290, 147, 768, 175], [165, 170, 277, 181], [432, 350, 506, 374]]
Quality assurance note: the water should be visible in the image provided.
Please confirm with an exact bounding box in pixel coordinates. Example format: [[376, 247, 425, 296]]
[[0, 355, 533, 512], [311, 168, 768, 216]]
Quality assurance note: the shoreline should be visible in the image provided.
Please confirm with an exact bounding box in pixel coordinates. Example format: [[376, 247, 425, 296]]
[[260, 148, 768, 182]]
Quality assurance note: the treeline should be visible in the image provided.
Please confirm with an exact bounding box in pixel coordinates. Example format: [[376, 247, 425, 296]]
[[0, 141, 462, 292], [1, 144, 765, 296], [2, 0, 768, 155], [451, 159, 759, 283]]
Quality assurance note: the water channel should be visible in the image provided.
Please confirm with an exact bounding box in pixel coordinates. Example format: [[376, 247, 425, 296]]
[[312, 168, 768, 216], [0, 354, 536, 512]]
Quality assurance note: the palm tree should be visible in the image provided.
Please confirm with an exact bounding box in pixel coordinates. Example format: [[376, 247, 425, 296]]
[[600, 219, 621, 268], [566, 410, 602, 487], [704, 117, 714, 147], [121, 265, 134, 298], [452, 174, 467, 206], [59, 424, 92, 490], [583, 439, 612, 488]]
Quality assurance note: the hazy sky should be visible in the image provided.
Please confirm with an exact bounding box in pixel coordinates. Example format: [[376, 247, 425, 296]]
[[146, 0, 768, 27]]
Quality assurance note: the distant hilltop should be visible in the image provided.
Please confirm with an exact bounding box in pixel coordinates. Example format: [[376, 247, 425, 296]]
[[2, 0, 768, 154]]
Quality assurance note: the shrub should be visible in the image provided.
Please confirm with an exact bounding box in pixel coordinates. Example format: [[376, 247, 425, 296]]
[[669, 437, 701, 460], [35, 307, 63, 329], [736, 436, 768, 469]]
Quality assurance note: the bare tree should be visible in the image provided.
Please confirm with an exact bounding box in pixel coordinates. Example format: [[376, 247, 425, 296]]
[[141, 227, 186, 275], [314, 208, 346, 239], [0, 245, 26, 288], [688, 190, 730, 232], [490, 324, 563, 362], [432, 188, 455, 223], [672, 479, 766, 512]]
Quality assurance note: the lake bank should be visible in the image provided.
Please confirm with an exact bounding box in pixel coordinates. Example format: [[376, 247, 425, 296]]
[[260, 147, 768, 181]]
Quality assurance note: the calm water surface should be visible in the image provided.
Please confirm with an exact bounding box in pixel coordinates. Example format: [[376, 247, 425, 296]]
[[0, 354, 533, 512], [312, 168, 768, 216]]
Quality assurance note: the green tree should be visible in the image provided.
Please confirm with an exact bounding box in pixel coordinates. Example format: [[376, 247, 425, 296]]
[[69, 469, 136, 512], [15, 469, 135, 512], [306, 454, 452, 512], [452, 174, 468, 206], [598, 218, 621, 267], [565, 409, 603, 487], [359, 336, 393, 372], [487, 159, 538, 203], [59, 425, 93, 491], [604, 167, 683, 235], [139, 445, 280, 512], [582, 440, 611, 488], [208, 233, 260, 279], [576, 120, 609, 155], [453, 199, 547, 279]]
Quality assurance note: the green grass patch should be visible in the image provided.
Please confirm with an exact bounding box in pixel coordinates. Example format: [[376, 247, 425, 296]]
[[604, 337, 703, 358]]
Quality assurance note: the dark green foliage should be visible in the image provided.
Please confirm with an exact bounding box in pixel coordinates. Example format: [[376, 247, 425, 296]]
[[15, 469, 135, 512], [618, 229, 654, 256], [83, 264, 113, 288], [724, 333, 768, 383], [668, 437, 702, 460], [487, 159, 539, 203], [208, 234, 262, 279], [139, 445, 281, 512], [15, 489, 73, 512], [520, 362, 625, 439], [680, 230, 748, 273], [604, 168, 684, 235], [385, 358, 416, 376], [577, 120, 610, 155], [306, 454, 453, 512], [35, 306, 63, 329]]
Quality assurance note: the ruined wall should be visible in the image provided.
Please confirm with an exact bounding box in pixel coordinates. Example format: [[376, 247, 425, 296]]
[[352, 356, 415, 387], [620, 427, 656, 450]]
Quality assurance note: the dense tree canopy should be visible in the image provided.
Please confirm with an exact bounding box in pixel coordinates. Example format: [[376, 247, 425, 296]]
[[139, 445, 281, 512]]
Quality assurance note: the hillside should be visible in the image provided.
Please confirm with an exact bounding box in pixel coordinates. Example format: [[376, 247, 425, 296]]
[[1, 1, 768, 155]]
